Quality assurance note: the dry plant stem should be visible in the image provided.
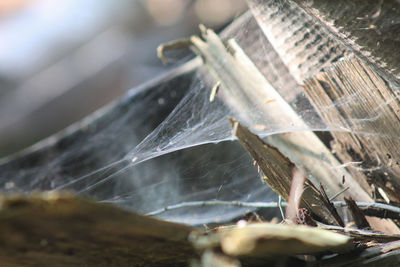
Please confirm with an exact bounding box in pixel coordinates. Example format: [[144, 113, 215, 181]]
[[320, 225, 400, 243], [285, 168, 306, 222], [278, 195, 285, 220], [330, 187, 350, 201], [158, 25, 396, 232], [318, 183, 345, 226], [191, 223, 352, 266], [184, 26, 369, 203], [145, 200, 290, 216], [147, 200, 400, 221], [363, 208, 400, 221], [304, 57, 400, 233]]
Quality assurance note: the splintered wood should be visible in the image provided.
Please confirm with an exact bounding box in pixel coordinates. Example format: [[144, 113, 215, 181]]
[[230, 119, 343, 226], [0, 193, 196, 266], [304, 58, 400, 203]]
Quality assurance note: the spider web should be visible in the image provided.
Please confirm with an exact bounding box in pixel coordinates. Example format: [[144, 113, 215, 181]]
[[0, 2, 398, 225]]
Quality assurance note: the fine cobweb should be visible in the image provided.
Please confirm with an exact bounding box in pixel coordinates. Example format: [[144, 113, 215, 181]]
[[0, 6, 399, 225]]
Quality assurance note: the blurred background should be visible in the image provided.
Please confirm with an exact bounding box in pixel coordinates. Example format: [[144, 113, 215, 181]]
[[0, 0, 247, 157]]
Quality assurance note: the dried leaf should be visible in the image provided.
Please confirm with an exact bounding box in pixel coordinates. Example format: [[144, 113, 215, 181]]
[[219, 223, 352, 257]]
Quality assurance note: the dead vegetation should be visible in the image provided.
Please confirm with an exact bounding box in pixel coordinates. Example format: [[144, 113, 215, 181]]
[[1, 0, 400, 266]]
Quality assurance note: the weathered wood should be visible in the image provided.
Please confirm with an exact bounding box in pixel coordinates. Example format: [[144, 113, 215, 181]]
[[0, 193, 196, 266], [232, 119, 344, 226], [344, 197, 371, 230], [362, 207, 400, 221], [230, 119, 295, 201], [303, 57, 400, 233], [248, 0, 350, 83], [294, 0, 400, 86], [304, 58, 400, 203], [320, 225, 400, 244], [186, 24, 371, 205]]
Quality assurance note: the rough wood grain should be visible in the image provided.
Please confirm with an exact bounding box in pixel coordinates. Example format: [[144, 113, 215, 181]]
[[231, 119, 343, 226], [294, 0, 400, 86], [248, 0, 350, 84], [303, 57, 400, 234], [0, 193, 196, 266], [304, 58, 400, 203]]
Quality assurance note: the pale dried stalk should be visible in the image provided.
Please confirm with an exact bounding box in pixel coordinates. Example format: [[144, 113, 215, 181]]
[[158, 26, 399, 232], [183, 27, 368, 200]]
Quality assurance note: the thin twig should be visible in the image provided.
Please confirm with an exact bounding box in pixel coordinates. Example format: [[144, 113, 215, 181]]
[[329, 186, 350, 201], [278, 195, 285, 220], [334, 201, 400, 213], [146, 200, 288, 216], [146, 200, 400, 217]]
